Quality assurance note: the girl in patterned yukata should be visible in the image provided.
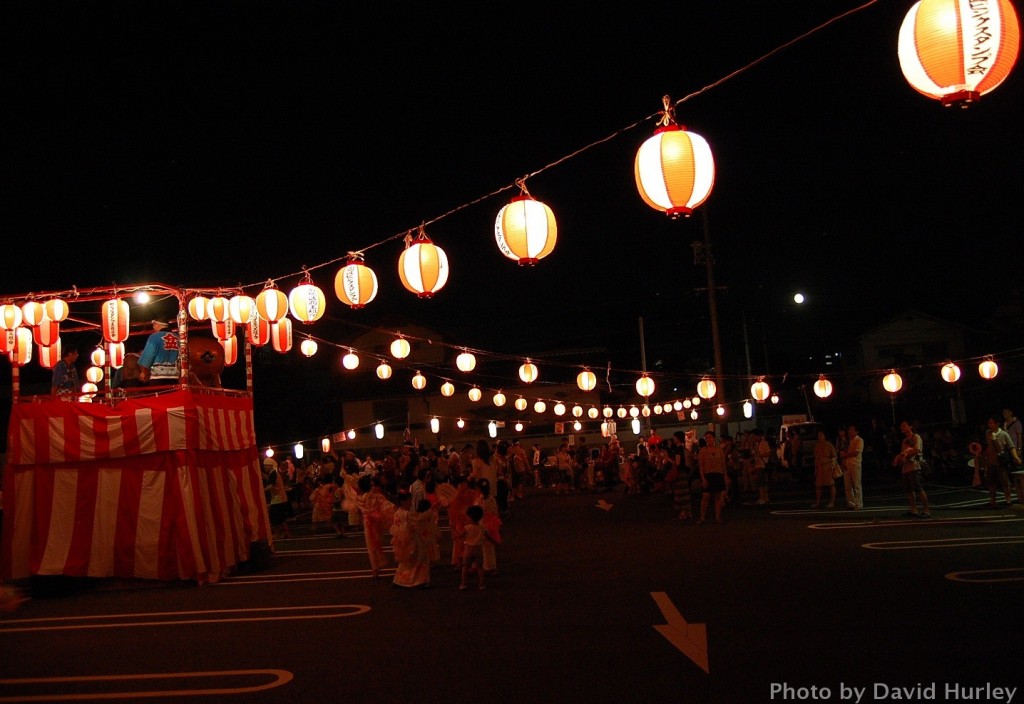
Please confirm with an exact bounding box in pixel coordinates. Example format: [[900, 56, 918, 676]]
[[391, 497, 440, 588], [446, 476, 476, 569], [474, 478, 502, 575], [309, 478, 341, 535], [351, 475, 394, 579]]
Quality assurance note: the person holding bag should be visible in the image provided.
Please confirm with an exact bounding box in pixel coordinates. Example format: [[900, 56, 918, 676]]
[[812, 429, 839, 509]]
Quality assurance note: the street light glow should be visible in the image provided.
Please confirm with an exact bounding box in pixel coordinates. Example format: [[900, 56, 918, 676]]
[[793, 293, 805, 304]]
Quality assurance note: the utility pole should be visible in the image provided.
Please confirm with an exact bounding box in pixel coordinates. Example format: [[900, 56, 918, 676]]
[[638, 316, 651, 435], [692, 209, 726, 431]]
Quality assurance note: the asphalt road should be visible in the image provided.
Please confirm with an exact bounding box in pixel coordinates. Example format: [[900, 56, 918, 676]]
[[1, 472, 1021, 704]]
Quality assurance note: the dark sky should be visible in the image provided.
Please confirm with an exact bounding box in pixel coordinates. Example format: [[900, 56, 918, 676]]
[[4, 1, 1022, 416]]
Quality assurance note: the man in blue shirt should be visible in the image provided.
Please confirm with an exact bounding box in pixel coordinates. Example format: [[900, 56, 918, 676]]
[[50, 345, 79, 395], [137, 320, 180, 386]]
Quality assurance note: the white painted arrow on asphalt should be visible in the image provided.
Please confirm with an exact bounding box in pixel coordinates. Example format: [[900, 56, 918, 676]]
[[651, 591, 709, 673], [595, 499, 614, 511]]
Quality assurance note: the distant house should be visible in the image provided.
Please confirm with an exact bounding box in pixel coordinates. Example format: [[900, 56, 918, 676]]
[[858, 310, 968, 374]]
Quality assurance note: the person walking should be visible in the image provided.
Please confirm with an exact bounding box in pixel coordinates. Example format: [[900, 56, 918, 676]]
[[982, 416, 1018, 508], [812, 429, 838, 509], [458, 505, 496, 591], [841, 424, 865, 510], [895, 420, 930, 517], [697, 431, 729, 524]]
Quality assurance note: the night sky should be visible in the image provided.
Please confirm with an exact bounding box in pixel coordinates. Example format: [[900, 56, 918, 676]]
[[4, 2, 1022, 441]]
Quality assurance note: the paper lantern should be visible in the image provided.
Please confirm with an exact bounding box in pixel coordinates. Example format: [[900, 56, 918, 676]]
[[979, 357, 999, 379], [697, 377, 717, 400], [572, 405, 583, 418], [631, 418, 642, 435], [770, 393, 780, 405], [207, 295, 230, 323], [940, 361, 961, 383], [577, 369, 597, 392], [882, 371, 903, 393], [641, 405, 651, 417], [493, 391, 507, 407], [377, 360, 393, 380], [101, 298, 130, 343], [516, 422, 525, 432], [690, 409, 699, 420], [751, 378, 771, 402], [468, 386, 482, 402], [342, 350, 360, 370], [335, 254, 379, 309], [271, 318, 293, 353], [21, 300, 44, 327], [0, 304, 23, 330], [617, 407, 628, 419], [219, 336, 238, 366], [256, 284, 289, 322], [495, 194, 557, 266], [635, 374, 655, 398], [391, 337, 410, 360], [375, 423, 385, 439], [488, 421, 497, 438], [635, 108, 715, 218], [588, 407, 599, 419], [813, 375, 833, 399], [456, 350, 477, 372], [347, 429, 356, 440], [39, 342, 62, 369], [411, 371, 427, 390], [107, 342, 125, 369], [398, 228, 449, 298], [33, 320, 60, 347], [322, 437, 332, 453], [456, 418, 466, 429], [628, 406, 639, 418], [675, 401, 684, 411], [228, 294, 256, 325], [188, 295, 209, 321], [898, 0, 1020, 107], [515, 397, 528, 411], [662, 403, 673, 413], [43, 298, 69, 322], [85, 366, 104, 384], [90, 347, 106, 367], [211, 318, 236, 341], [246, 316, 271, 346], [554, 402, 566, 416], [601, 421, 610, 437], [81, 382, 99, 395], [519, 359, 538, 384], [716, 405, 726, 417], [0, 330, 17, 355], [289, 277, 326, 324], [534, 401, 547, 413], [603, 406, 613, 418], [440, 380, 455, 396], [11, 327, 33, 366], [743, 400, 753, 419], [300, 338, 319, 357], [430, 417, 440, 434]]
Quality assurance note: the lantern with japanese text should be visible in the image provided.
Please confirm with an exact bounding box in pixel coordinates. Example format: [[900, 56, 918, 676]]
[[335, 253, 378, 309], [495, 187, 557, 266], [398, 227, 449, 298], [246, 316, 271, 346], [100, 298, 130, 343], [635, 97, 715, 218], [220, 336, 238, 365], [212, 318, 236, 341], [898, 0, 1020, 107], [289, 274, 326, 324]]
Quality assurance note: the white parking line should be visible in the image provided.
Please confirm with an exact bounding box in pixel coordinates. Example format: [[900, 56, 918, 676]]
[[945, 567, 1024, 583], [0, 669, 294, 702], [863, 536, 1024, 550], [0, 604, 370, 634], [218, 569, 396, 586], [808, 516, 1022, 530]]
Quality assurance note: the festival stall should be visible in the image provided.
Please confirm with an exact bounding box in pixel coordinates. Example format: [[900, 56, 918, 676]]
[[0, 284, 273, 584]]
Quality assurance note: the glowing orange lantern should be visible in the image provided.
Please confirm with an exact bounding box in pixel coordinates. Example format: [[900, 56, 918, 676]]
[[697, 377, 717, 400], [246, 316, 271, 346], [90, 347, 106, 367], [555, 402, 567, 416], [519, 359, 538, 384], [100, 299, 130, 343], [0, 304, 23, 330], [11, 327, 33, 366], [515, 397, 528, 411], [33, 320, 60, 347], [635, 374, 655, 398], [221, 336, 238, 365], [495, 189, 557, 266], [256, 283, 289, 322], [229, 294, 256, 325], [207, 295, 230, 323], [43, 298, 69, 322], [468, 386, 482, 402], [39, 342, 62, 369], [813, 375, 833, 399], [211, 318, 236, 341], [588, 407, 599, 419], [187, 295, 209, 321], [289, 274, 326, 324], [377, 360, 393, 380], [456, 350, 477, 372], [940, 361, 961, 383], [493, 391, 506, 407], [751, 378, 771, 402], [300, 338, 318, 357], [577, 369, 597, 392], [898, 0, 1020, 107], [440, 380, 455, 396], [335, 253, 379, 309], [85, 366, 104, 384], [979, 357, 999, 379], [271, 318, 293, 353], [107, 342, 125, 369], [342, 349, 360, 370], [398, 227, 449, 298], [21, 300, 44, 327], [882, 371, 903, 393], [635, 97, 715, 218], [391, 336, 410, 360], [534, 400, 547, 413]]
